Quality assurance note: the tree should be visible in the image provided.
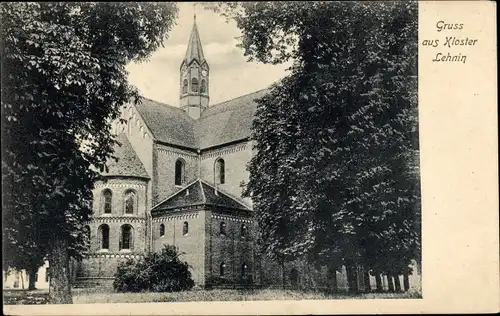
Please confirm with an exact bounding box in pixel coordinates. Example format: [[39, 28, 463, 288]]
[[1, 2, 178, 303], [213, 1, 420, 291]]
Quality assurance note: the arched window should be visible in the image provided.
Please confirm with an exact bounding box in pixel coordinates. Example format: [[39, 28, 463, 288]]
[[182, 79, 188, 94], [220, 222, 226, 236], [241, 263, 248, 278], [241, 224, 247, 238], [102, 189, 112, 214], [120, 224, 133, 250], [124, 190, 136, 214], [175, 159, 185, 186], [160, 224, 165, 237], [220, 262, 226, 277], [200, 79, 206, 93], [215, 158, 225, 184], [191, 77, 198, 92], [183, 221, 189, 236], [99, 224, 110, 250]]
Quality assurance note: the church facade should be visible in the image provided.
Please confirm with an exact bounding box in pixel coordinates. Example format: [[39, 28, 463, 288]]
[[76, 18, 266, 288]]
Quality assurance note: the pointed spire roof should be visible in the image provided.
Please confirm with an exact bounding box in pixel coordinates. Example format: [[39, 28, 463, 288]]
[[183, 16, 206, 64]]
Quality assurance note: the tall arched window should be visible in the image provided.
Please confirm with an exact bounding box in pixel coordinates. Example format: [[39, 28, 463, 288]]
[[191, 77, 198, 92], [241, 224, 247, 238], [183, 221, 189, 236], [220, 222, 226, 236], [182, 79, 188, 94], [160, 224, 165, 237], [102, 189, 112, 214], [175, 159, 185, 186], [120, 224, 133, 250], [200, 79, 206, 93], [124, 190, 136, 214], [220, 262, 226, 277], [99, 224, 110, 250], [215, 158, 225, 184]]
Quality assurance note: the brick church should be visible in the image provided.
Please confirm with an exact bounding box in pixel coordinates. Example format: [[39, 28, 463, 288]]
[[76, 17, 266, 288], [3, 16, 420, 292]]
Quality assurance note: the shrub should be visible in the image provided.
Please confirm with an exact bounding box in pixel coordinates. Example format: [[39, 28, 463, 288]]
[[113, 245, 194, 292]]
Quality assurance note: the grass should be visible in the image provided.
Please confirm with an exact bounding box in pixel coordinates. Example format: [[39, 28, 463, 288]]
[[4, 288, 421, 305]]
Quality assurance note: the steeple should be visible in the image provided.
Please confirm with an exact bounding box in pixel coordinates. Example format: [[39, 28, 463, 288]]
[[180, 14, 210, 120]]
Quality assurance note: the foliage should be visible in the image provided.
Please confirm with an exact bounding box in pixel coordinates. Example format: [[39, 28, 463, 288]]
[[1, 2, 178, 303], [213, 2, 420, 278], [113, 245, 194, 293]]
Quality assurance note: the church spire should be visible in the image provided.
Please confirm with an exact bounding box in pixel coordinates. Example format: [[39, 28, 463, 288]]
[[184, 16, 205, 65], [180, 13, 210, 120]]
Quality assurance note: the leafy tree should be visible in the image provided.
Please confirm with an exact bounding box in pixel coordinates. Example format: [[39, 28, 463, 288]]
[[213, 1, 420, 291], [1, 2, 177, 303], [113, 245, 194, 293]]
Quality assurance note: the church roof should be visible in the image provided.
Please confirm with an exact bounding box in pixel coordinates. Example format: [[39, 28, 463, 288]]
[[102, 133, 150, 179], [151, 179, 250, 213], [135, 89, 269, 150], [183, 18, 206, 65], [196, 89, 269, 149], [134, 98, 197, 148]]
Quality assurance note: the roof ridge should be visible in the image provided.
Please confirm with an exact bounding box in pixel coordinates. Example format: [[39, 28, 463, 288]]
[[151, 178, 201, 210], [210, 88, 269, 108], [199, 180, 207, 204], [199, 179, 251, 210]]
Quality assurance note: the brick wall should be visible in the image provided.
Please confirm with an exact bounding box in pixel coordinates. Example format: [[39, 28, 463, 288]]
[[151, 210, 206, 285], [205, 209, 255, 285], [153, 143, 199, 205], [200, 141, 253, 208]]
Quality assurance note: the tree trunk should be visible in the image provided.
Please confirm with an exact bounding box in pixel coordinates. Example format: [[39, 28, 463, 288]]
[[328, 266, 338, 292], [363, 271, 371, 293], [48, 238, 73, 304], [387, 274, 395, 292], [346, 264, 358, 293], [375, 273, 383, 292], [403, 273, 410, 292], [28, 266, 37, 290], [281, 261, 285, 290], [394, 274, 402, 292]]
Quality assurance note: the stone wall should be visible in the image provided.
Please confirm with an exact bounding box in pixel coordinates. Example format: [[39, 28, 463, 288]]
[[200, 141, 253, 208], [153, 143, 199, 205]]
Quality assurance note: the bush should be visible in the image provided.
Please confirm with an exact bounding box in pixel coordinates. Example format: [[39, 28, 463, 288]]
[[113, 245, 194, 293]]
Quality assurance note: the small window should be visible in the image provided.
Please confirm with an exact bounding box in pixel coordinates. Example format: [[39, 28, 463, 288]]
[[241, 224, 247, 238], [102, 189, 112, 214], [120, 224, 133, 250], [220, 262, 226, 277], [160, 224, 165, 237], [215, 159, 225, 184], [124, 190, 136, 214], [220, 222, 226, 236], [175, 159, 185, 186], [183, 221, 189, 236], [191, 77, 198, 92], [200, 79, 206, 93], [34, 272, 39, 282], [183, 79, 188, 94], [99, 224, 110, 250], [45, 268, 50, 282]]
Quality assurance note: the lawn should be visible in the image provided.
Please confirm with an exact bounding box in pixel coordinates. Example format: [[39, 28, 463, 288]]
[[4, 288, 421, 305]]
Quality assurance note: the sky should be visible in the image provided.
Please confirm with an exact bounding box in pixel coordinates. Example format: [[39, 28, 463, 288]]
[[126, 3, 292, 106]]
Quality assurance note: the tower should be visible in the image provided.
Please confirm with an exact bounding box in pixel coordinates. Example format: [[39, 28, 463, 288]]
[[180, 15, 209, 120]]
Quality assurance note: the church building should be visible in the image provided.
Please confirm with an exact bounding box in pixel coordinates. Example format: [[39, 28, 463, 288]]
[[76, 17, 266, 288]]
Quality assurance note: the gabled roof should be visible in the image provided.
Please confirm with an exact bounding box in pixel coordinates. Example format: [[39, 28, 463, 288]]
[[183, 18, 206, 66], [134, 98, 197, 148], [195, 89, 269, 149], [102, 133, 150, 179], [152, 179, 250, 212]]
